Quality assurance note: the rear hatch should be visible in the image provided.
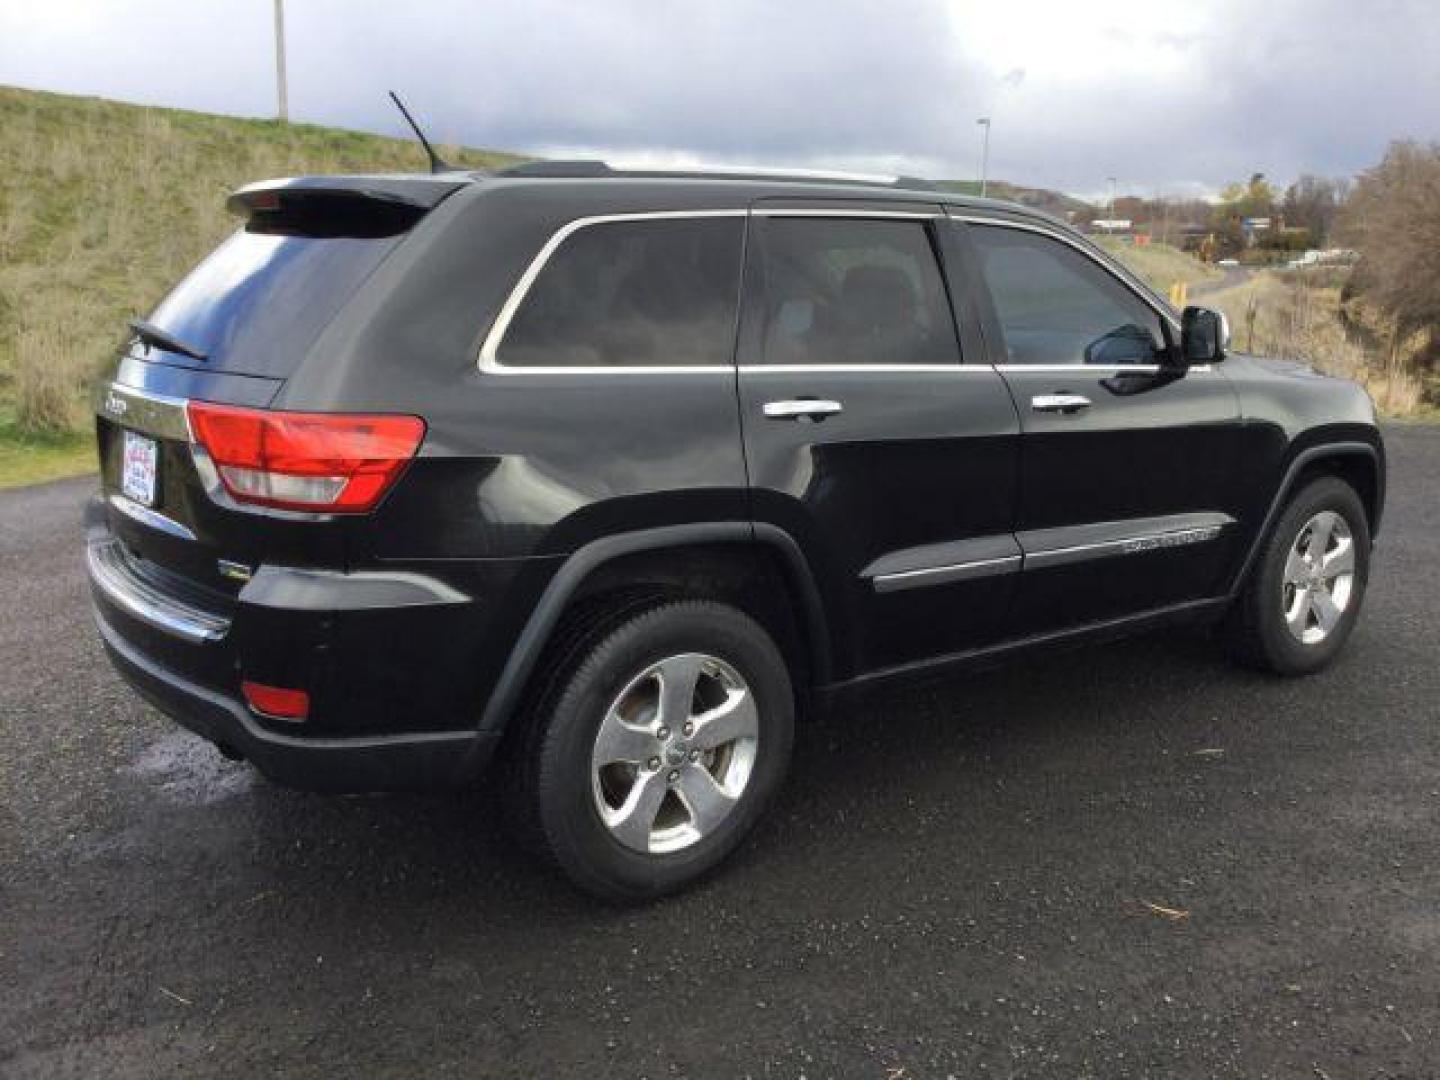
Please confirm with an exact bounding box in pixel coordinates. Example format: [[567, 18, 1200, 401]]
[[94, 175, 465, 605]]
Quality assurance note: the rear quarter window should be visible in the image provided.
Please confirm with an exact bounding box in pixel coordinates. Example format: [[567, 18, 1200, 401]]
[[495, 216, 745, 369]]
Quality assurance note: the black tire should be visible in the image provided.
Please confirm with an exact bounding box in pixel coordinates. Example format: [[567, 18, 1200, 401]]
[[1225, 475, 1371, 675], [507, 599, 795, 902]]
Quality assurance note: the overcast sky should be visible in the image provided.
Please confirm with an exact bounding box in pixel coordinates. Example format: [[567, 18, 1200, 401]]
[[2, 0, 1437, 198]]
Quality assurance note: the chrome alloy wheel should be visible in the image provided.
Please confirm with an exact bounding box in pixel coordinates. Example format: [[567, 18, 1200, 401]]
[[1281, 510, 1355, 645], [590, 653, 760, 855]]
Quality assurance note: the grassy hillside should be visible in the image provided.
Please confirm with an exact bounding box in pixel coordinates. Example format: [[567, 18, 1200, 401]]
[[1094, 237, 1222, 294], [0, 85, 520, 484]]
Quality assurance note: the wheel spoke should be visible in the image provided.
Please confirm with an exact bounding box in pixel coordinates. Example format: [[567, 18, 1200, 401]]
[[1323, 537, 1355, 578], [605, 770, 668, 852], [675, 766, 738, 836], [1311, 589, 1342, 635], [1283, 545, 1310, 586], [655, 654, 705, 730], [1307, 513, 1336, 560], [1285, 586, 1312, 635], [593, 714, 659, 767], [690, 688, 759, 751]]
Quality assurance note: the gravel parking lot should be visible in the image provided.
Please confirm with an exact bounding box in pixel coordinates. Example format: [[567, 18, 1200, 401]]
[[3, 427, 1437, 1078]]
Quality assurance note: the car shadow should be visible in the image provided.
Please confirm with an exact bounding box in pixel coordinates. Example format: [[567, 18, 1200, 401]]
[[214, 623, 1243, 926]]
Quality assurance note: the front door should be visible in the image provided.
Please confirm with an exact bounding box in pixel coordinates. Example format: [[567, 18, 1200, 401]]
[[955, 216, 1243, 637], [738, 203, 1021, 678]]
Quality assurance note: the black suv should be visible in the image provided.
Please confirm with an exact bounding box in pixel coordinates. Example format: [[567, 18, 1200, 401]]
[[87, 164, 1385, 899]]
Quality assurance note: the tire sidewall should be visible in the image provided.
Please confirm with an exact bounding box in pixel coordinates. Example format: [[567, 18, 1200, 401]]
[[535, 602, 794, 901], [1252, 477, 1371, 674]]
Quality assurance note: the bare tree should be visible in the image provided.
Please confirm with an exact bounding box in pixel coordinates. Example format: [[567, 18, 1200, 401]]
[[1340, 141, 1440, 336]]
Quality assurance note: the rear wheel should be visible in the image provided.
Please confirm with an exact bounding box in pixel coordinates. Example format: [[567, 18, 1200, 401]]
[[1226, 476, 1370, 675], [509, 600, 794, 902]]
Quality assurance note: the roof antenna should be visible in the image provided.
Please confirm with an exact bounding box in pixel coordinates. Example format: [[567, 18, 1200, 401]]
[[388, 90, 451, 173]]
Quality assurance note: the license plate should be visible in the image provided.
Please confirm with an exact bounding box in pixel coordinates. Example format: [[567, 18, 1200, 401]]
[[121, 430, 158, 507]]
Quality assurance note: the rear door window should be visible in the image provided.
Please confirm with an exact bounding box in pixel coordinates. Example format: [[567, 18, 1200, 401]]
[[755, 217, 961, 367], [496, 216, 745, 369]]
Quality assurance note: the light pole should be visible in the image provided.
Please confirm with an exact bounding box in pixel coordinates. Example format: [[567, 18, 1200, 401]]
[[273, 0, 289, 121], [1107, 176, 1117, 219], [976, 117, 991, 198]]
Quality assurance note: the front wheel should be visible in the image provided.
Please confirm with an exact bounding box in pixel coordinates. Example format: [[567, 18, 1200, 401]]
[[1225, 476, 1371, 675], [509, 600, 795, 902]]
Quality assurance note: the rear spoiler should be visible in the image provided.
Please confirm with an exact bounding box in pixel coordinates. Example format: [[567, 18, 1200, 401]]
[[227, 174, 472, 218]]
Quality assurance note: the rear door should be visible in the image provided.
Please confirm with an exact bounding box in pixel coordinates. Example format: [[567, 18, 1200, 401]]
[[737, 202, 1021, 678], [953, 213, 1243, 637]]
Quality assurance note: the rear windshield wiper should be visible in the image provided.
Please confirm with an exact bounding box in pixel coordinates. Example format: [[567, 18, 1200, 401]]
[[129, 319, 209, 362]]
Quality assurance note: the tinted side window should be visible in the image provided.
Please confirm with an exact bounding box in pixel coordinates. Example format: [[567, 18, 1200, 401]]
[[498, 217, 743, 368], [757, 218, 961, 366], [970, 225, 1166, 366]]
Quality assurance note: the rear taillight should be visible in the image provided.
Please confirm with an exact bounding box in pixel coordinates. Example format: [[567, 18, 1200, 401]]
[[186, 402, 425, 513]]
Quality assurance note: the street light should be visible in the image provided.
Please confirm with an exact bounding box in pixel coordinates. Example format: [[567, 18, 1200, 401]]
[[1107, 176, 1118, 219], [976, 118, 991, 198]]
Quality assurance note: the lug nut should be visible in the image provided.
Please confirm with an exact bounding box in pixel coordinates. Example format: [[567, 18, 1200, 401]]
[[657, 726, 670, 739], [682, 722, 694, 736], [667, 769, 680, 782], [689, 749, 700, 762], [647, 757, 661, 771]]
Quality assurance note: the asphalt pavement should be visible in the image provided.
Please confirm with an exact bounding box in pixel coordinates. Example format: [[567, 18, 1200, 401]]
[[2, 427, 1438, 1078]]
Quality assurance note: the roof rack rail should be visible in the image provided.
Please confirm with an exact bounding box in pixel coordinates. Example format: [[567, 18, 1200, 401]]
[[497, 160, 933, 190]]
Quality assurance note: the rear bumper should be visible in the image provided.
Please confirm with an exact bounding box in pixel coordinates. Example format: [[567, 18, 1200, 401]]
[[95, 607, 498, 792]]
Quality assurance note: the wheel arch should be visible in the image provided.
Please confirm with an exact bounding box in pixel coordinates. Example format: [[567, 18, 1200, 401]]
[[1226, 439, 1383, 599], [478, 523, 832, 736]]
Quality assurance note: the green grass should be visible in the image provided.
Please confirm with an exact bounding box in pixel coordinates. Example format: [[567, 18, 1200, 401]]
[[0, 422, 94, 488], [0, 84, 523, 488]]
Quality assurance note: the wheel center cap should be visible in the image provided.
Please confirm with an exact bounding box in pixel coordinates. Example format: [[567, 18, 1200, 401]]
[[666, 744, 688, 767]]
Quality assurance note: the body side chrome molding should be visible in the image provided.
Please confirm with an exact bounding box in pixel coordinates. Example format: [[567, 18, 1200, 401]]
[[1020, 511, 1235, 570], [862, 534, 1023, 593], [861, 513, 1234, 593]]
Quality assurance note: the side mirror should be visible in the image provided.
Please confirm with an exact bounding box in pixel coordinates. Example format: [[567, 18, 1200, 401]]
[[1180, 306, 1229, 364]]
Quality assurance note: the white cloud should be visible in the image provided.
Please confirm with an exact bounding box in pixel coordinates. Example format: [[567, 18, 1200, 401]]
[[2, 0, 1437, 195]]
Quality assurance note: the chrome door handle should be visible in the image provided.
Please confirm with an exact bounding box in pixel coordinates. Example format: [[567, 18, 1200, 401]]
[[763, 399, 843, 421], [1031, 393, 1092, 414]]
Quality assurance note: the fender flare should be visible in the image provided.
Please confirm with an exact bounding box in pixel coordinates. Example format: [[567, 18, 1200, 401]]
[[1225, 440, 1382, 599], [477, 522, 831, 735]]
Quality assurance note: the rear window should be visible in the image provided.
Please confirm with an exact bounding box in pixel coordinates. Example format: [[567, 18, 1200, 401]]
[[496, 216, 744, 369], [142, 203, 412, 377]]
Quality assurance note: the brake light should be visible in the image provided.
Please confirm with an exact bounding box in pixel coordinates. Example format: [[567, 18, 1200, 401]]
[[186, 402, 424, 513]]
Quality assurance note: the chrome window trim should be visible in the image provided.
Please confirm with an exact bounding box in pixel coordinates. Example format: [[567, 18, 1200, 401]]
[[752, 208, 941, 220], [950, 212, 1181, 333], [739, 364, 995, 374], [994, 364, 1213, 375], [477, 209, 749, 375]]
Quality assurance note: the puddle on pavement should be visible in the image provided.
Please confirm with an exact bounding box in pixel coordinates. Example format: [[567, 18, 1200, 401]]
[[128, 731, 255, 805]]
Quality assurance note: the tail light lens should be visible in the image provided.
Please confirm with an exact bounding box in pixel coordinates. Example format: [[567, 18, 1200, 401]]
[[186, 402, 425, 513]]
